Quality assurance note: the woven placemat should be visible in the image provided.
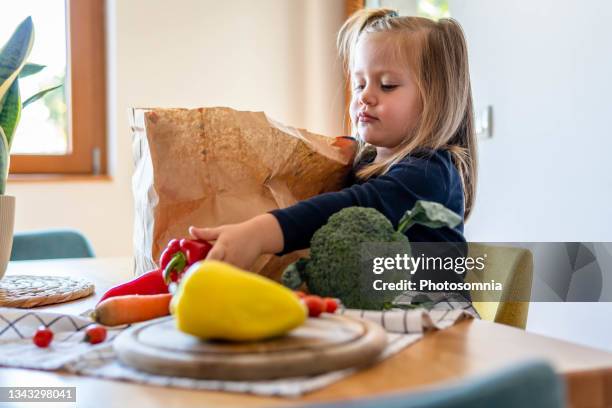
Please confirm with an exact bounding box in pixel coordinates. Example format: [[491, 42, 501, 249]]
[[0, 275, 95, 308]]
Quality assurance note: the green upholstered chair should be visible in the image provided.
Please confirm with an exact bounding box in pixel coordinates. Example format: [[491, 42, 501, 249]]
[[298, 360, 564, 408], [10, 229, 95, 261], [466, 243, 533, 329]]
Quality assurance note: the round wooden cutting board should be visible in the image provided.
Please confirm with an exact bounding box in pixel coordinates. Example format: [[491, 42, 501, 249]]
[[114, 314, 387, 381]]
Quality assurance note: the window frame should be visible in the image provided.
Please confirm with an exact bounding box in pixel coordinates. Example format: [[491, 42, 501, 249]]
[[343, 0, 365, 135], [9, 0, 107, 175]]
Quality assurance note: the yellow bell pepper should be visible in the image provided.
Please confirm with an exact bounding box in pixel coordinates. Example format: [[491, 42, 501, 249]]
[[171, 260, 307, 341]]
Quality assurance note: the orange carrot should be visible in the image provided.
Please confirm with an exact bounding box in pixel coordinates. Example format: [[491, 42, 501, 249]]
[[90, 293, 172, 326]]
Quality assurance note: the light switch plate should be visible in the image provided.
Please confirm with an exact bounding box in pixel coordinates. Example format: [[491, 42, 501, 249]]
[[475, 105, 493, 139]]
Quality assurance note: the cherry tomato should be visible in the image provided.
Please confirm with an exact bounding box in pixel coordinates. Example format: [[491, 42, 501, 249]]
[[323, 297, 338, 314], [85, 324, 107, 344], [303, 295, 325, 317], [294, 291, 306, 299], [33, 326, 53, 348]]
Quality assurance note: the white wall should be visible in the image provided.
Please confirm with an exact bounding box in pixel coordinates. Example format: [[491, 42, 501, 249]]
[[6, 0, 346, 257], [450, 0, 612, 350], [451, 0, 612, 242]]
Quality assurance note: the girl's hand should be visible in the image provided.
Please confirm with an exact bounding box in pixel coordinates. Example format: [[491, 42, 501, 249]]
[[189, 214, 284, 271]]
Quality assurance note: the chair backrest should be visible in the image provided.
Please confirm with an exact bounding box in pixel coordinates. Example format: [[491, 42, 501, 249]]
[[465, 243, 533, 329], [10, 229, 95, 261], [299, 360, 564, 408]]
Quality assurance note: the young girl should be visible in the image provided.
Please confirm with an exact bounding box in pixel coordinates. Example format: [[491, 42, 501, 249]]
[[190, 8, 477, 273]]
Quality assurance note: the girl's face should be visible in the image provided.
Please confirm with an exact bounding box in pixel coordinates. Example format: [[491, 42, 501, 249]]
[[349, 33, 421, 160]]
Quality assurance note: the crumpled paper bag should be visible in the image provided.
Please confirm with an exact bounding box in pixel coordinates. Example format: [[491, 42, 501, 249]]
[[130, 107, 356, 281]]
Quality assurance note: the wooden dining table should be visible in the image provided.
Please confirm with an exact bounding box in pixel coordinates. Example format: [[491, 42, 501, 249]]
[[2, 257, 612, 408]]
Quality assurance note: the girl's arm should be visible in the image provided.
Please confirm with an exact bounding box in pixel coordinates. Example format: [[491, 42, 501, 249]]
[[189, 213, 284, 270], [271, 150, 463, 255], [191, 150, 461, 270]]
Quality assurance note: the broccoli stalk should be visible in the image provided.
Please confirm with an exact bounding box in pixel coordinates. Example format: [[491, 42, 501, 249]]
[[281, 200, 462, 310]]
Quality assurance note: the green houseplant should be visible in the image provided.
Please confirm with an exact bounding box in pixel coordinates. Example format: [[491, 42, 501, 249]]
[[0, 16, 63, 278]]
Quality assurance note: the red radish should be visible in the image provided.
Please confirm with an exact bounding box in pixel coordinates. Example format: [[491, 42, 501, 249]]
[[33, 326, 53, 348], [85, 324, 107, 344]]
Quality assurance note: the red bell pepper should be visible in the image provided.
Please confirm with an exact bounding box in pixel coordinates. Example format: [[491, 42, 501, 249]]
[[161, 238, 212, 284], [179, 239, 211, 265], [97, 269, 168, 305], [96, 238, 211, 304], [159, 239, 181, 271]]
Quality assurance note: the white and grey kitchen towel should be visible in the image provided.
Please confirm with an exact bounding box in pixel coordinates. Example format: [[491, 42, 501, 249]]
[[0, 301, 476, 397]]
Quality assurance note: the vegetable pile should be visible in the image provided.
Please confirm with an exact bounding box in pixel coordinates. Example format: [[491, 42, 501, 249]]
[[92, 237, 212, 326]]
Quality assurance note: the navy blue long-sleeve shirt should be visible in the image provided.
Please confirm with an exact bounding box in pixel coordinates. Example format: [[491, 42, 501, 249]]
[[269, 149, 466, 256]]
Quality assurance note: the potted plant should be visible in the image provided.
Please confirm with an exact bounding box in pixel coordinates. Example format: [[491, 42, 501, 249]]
[[0, 16, 63, 279]]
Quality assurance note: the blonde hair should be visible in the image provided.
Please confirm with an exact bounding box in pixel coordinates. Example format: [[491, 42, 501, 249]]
[[338, 8, 478, 219]]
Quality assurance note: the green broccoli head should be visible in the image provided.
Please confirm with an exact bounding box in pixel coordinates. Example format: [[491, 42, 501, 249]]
[[290, 207, 411, 309], [280, 201, 462, 310]]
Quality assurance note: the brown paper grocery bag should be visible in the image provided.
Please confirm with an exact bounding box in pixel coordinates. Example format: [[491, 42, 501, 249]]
[[130, 107, 356, 281]]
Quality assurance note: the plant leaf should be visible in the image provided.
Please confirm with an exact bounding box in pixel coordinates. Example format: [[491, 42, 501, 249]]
[[0, 126, 9, 195], [19, 62, 45, 78], [0, 79, 21, 148], [23, 83, 62, 108], [397, 200, 462, 233], [0, 17, 34, 109]]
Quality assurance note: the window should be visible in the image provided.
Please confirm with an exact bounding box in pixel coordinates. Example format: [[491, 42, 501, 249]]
[[1, 0, 107, 176], [416, 0, 449, 20], [364, 0, 449, 19]]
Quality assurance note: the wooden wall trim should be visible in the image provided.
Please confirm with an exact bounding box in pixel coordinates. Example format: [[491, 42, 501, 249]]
[[343, 0, 365, 135]]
